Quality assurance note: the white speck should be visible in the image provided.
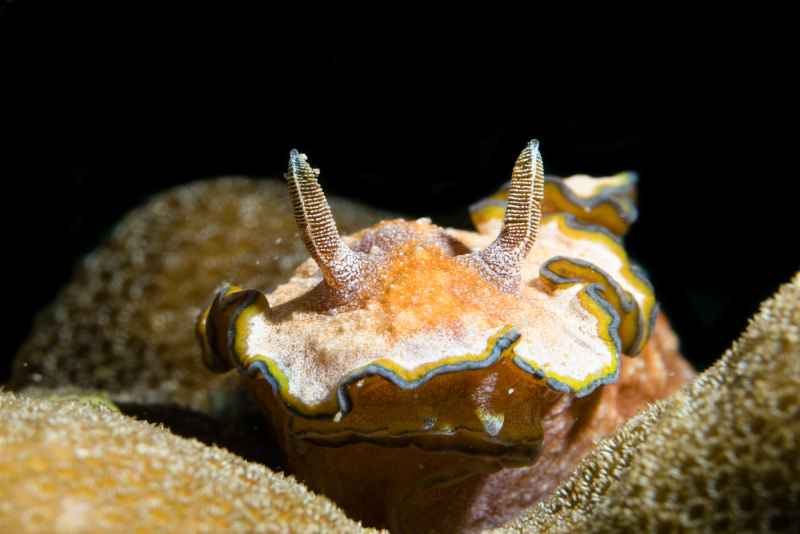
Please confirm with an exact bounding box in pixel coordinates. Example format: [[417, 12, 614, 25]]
[[508, 388, 515, 395], [55, 497, 92, 531], [275, 237, 284, 245], [356, 379, 365, 388], [476, 407, 505, 437], [333, 411, 343, 423]]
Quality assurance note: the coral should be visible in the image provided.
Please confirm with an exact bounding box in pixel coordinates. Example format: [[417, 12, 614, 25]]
[[10, 178, 392, 412], [0, 390, 380, 534], [490, 272, 800, 533]]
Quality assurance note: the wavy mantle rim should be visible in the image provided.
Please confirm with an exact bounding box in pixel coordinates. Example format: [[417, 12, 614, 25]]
[[469, 172, 639, 236], [551, 214, 658, 356], [236, 282, 620, 417], [198, 214, 656, 419], [209, 276, 633, 420], [244, 327, 519, 419]]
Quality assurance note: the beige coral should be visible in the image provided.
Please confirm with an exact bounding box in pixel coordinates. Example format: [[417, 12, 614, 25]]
[[0, 391, 379, 534]]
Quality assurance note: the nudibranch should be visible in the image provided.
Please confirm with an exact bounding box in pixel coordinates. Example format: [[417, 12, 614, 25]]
[[197, 141, 693, 533]]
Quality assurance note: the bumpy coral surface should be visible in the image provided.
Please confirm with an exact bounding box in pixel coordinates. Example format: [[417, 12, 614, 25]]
[[491, 272, 800, 533], [0, 391, 379, 534], [10, 178, 392, 411]]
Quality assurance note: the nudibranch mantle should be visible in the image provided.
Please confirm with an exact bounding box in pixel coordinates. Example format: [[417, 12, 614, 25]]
[[198, 141, 656, 419]]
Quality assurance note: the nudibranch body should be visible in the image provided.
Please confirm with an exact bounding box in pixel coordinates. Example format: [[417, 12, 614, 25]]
[[198, 141, 693, 532]]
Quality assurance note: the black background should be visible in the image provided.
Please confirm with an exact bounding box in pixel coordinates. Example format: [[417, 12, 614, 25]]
[[1, 3, 797, 383]]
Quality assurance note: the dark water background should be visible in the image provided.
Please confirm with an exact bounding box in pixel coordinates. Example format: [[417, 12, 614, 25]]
[[1, 4, 797, 381]]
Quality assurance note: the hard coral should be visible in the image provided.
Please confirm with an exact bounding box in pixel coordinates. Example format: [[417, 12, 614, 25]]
[[0, 391, 379, 534]]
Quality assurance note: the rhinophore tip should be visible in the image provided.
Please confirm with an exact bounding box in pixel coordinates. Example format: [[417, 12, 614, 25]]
[[285, 150, 372, 295]]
